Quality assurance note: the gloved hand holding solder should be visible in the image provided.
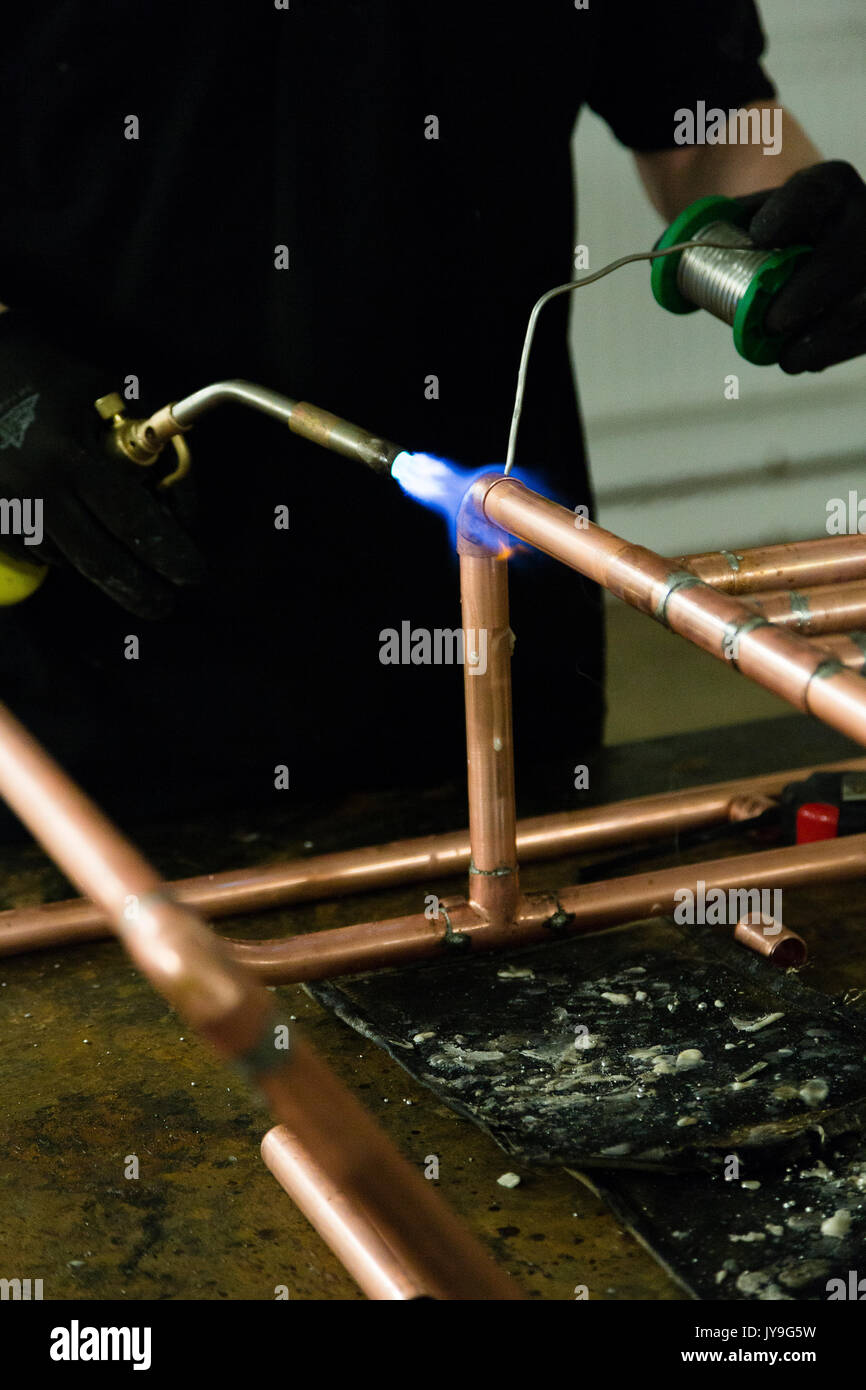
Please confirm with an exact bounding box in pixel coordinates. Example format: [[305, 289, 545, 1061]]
[[739, 160, 866, 374], [0, 313, 204, 618]]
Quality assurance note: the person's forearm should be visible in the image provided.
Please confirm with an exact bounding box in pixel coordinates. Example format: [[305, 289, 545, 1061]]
[[634, 102, 822, 221]]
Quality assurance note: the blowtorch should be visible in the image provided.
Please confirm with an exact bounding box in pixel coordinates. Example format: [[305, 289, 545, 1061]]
[[0, 382, 412, 606]]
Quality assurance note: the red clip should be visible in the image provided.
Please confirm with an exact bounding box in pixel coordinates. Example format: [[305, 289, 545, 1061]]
[[796, 801, 840, 844]]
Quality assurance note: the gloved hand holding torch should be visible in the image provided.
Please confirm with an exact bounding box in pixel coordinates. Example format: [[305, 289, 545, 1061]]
[[0, 312, 204, 617]]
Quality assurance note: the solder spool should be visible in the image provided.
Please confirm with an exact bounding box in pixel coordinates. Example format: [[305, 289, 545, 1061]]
[[651, 195, 811, 365]]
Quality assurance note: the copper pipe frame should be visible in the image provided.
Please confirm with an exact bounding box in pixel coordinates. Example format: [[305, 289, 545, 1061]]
[[676, 534, 866, 595], [2, 477, 865, 995], [0, 697, 519, 1300], [5, 477, 866, 985], [188, 479, 866, 984]]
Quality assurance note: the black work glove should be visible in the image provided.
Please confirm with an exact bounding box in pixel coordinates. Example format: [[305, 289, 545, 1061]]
[[0, 313, 204, 617], [736, 161, 866, 374]]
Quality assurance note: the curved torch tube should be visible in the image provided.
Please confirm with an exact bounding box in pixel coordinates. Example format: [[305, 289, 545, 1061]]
[[169, 379, 298, 428], [144, 379, 404, 475]]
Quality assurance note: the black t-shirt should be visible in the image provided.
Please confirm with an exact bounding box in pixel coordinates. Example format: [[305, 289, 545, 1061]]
[[0, 2, 774, 814]]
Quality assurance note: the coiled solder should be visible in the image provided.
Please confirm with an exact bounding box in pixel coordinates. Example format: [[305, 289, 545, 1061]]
[[651, 194, 811, 365]]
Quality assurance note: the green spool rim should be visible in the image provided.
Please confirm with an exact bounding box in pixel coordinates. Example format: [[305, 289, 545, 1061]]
[[650, 194, 810, 365], [732, 245, 810, 365]]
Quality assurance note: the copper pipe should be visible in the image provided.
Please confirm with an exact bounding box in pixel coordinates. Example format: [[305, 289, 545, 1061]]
[[263, 1123, 431, 1299], [225, 833, 866, 983], [5, 756, 866, 959], [0, 697, 520, 1300], [675, 534, 866, 595], [727, 792, 778, 822], [805, 632, 866, 672], [229, 899, 489, 982], [732, 915, 807, 967], [0, 702, 254, 1038], [256, 1040, 521, 1301], [472, 477, 866, 747], [747, 581, 866, 635], [552, 836, 866, 931], [457, 529, 519, 920]]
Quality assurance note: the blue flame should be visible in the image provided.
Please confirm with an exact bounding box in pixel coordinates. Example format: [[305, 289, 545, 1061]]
[[391, 451, 512, 549], [392, 450, 581, 563], [391, 451, 472, 518]]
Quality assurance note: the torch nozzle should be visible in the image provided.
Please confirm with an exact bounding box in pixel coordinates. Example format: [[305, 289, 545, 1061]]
[[286, 400, 402, 475]]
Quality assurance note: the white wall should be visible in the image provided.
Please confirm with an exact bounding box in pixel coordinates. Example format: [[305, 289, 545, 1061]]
[[571, 0, 866, 553]]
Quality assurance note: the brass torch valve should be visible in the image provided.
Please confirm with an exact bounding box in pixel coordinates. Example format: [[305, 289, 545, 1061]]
[[93, 392, 192, 489]]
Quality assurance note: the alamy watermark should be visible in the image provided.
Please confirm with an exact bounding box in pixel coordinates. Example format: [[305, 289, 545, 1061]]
[[673, 102, 782, 157], [827, 1269, 866, 1299], [50, 1321, 151, 1371], [1, 1276, 43, 1299], [673, 881, 782, 926], [826, 491, 866, 535], [0, 497, 42, 546], [379, 622, 488, 675]]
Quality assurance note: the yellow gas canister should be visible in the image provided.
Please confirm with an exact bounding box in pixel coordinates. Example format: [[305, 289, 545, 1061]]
[[0, 551, 47, 605]]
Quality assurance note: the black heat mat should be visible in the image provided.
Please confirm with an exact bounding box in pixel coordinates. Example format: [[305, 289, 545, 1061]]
[[306, 918, 866, 1172], [308, 919, 866, 1298], [580, 1141, 866, 1301]]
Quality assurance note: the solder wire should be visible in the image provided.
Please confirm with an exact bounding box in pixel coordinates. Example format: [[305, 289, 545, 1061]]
[[504, 238, 746, 476]]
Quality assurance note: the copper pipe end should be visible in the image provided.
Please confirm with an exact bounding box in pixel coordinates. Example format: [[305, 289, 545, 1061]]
[[260, 1045, 523, 1301], [733, 915, 807, 967], [261, 1123, 429, 1301], [727, 793, 777, 823]]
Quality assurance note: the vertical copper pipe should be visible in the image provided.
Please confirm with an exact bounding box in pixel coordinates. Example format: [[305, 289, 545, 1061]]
[[675, 535, 866, 594], [457, 531, 519, 921], [475, 477, 866, 747], [0, 698, 520, 1300]]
